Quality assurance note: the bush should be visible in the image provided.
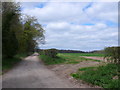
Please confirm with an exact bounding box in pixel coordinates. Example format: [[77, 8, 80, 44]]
[[104, 47, 120, 64], [40, 55, 65, 65], [40, 49, 58, 58]]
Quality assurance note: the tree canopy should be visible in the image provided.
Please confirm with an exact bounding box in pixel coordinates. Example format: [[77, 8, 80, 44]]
[[2, 2, 45, 58]]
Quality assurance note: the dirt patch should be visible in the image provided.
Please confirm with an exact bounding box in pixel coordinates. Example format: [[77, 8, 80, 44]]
[[80, 56, 107, 62], [47, 61, 103, 88]]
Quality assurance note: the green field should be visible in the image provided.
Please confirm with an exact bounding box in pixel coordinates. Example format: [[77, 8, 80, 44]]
[[58, 53, 102, 64], [59, 53, 105, 57], [40, 53, 103, 65], [71, 64, 120, 88]]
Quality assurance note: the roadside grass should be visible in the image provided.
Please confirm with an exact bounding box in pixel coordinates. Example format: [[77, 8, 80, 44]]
[[71, 64, 120, 88], [40, 53, 102, 65], [2, 53, 27, 74], [40, 55, 66, 65]]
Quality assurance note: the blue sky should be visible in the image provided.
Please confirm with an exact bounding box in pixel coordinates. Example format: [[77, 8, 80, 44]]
[[21, 2, 118, 51]]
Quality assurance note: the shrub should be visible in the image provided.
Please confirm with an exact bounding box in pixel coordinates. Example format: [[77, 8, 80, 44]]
[[40, 55, 65, 65], [40, 49, 58, 58], [104, 47, 120, 64]]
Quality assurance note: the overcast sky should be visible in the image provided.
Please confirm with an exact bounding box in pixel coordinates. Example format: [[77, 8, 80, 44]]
[[21, 2, 118, 51]]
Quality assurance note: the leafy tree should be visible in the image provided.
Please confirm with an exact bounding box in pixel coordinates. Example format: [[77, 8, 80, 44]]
[[2, 2, 45, 58], [19, 15, 45, 53], [2, 2, 20, 58]]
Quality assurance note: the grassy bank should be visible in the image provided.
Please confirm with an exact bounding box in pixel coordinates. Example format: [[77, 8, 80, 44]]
[[2, 53, 27, 74], [40, 55, 66, 65], [71, 64, 120, 88], [40, 53, 102, 65]]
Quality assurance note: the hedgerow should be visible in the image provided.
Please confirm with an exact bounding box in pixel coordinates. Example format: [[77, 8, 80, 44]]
[[104, 47, 120, 64], [40, 49, 58, 58]]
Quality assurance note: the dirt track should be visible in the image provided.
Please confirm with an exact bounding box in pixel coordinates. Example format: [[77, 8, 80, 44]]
[[2, 55, 75, 88]]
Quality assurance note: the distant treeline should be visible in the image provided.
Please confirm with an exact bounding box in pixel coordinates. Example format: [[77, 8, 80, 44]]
[[37, 49, 91, 53], [89, 50, 104, 53], [58, 50, 86, 53], [37, 49, 105, 53]]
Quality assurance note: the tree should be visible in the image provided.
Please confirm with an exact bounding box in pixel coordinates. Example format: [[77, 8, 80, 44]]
[[18, 15, 45, 53], [2, 2, 21, 58], [2, 2, 45, 58]]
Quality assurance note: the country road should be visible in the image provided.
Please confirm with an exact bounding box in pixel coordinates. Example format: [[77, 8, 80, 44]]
[[2, 55, 75, 88]]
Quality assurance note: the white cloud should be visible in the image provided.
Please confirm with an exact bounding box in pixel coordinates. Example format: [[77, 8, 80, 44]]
[[41, 21, 118, 51], [21, 2, 118, 51], [22, 2, 92, 24], [85, 2, 118, 22]]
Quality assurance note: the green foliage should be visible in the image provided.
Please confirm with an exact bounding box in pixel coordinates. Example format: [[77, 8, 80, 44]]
[[18, 16, 45, 53], [39, 49, 66, 65], [2, 2, 20, 58], [41, 49, 58, 58], [104, 47, 120, 64], [2, 2, 45, 58], [71, 64, 120, 88], [40, 55, 66, 65], [3, 31, 18, 58]]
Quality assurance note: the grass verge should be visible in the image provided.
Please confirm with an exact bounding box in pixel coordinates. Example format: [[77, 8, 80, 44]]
[[40, 55, 66, 65], [2, 53, 27, 74], [71, 64, 120, 88]]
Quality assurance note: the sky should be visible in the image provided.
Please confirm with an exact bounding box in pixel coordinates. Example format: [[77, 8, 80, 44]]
[[21, 1, 118, 51]]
